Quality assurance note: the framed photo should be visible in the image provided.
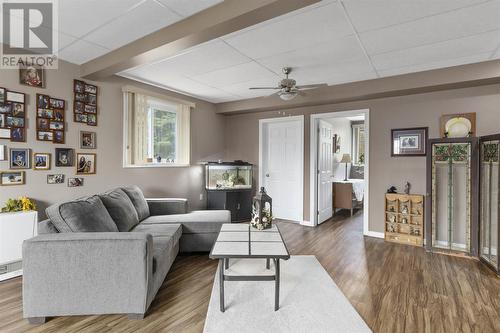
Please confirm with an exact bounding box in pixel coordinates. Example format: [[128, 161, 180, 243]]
[[0, 114, 5, 127], [68, 177, 84, 187], [76, 153, 96, 175], [1, 171, 25, 185], [19, 64, 44, 88], [55, 148, 74, 167], [0, 128, 10, 139], [75, 92, 86, 103], [10, 148, 30, 169], [49, 98, 65, 109], [38, 131, 53, 141], [0, 103, 12, 113], [6, 116, 24, 127], [47, 174, 64, 184], [87, 114, 97, 126], [37, 94, 49, 108], [0, 144, 5, 160], [84, 104, 96, 114], [10, 128, 25, 142], [86, 94, 97, 106], [74, 80, 85, 94], [53, 130, 64, 144], [74, 101, 85, 113], [75, 113, 87, 123], [12, 103, 24, 117], [37, 108, 53, 118], [84, 84, 97, 94], [49, 121, 64, 131], [54, 109, 64, 121], [333, 134, 341, 153], [80, 131, 96, 149], [6, 91, 25, 103], [440, 112, 476, 138], [33, 153, 51, 170], [391, 127, 428, 157], [37, 118, 50, 130], [0, 87, 5, 103]]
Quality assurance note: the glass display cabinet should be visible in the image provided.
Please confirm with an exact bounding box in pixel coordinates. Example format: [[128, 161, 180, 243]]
[[479, 135, 499, 274], [205, 161, 253, 222], [425, 138, 478, 256]]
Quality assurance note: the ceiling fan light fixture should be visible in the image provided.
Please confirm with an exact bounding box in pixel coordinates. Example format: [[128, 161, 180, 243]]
[[278, 90, 297, 101]]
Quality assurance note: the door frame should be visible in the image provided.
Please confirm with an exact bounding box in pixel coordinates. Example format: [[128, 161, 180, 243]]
[[259, 115, 305, 222], [309, 109, 370, 235]]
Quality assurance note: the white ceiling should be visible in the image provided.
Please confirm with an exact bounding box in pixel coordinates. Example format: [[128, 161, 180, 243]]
[[0, 0, 223, 65], [118, 0, 500, 103]]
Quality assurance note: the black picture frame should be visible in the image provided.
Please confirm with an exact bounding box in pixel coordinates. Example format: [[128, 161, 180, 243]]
[[55, 148, 74, 167], [391, 127, 428, 157]]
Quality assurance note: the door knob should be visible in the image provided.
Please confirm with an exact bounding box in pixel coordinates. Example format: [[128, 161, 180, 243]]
[[265, 173, 270, 177]]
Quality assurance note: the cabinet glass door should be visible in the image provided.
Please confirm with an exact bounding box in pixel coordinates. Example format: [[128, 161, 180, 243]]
[[430, 142, 473, 253], [479, 137, 499, 272]]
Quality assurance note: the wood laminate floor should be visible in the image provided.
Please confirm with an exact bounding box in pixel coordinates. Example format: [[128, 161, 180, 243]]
[[1, 211, 499, 332]]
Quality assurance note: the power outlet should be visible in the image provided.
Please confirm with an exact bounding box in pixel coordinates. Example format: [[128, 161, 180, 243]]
[[200, 193, 204, 201]]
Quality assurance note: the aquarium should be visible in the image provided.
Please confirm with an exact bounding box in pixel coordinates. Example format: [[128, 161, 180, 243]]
[[205, 161, 253, 190]]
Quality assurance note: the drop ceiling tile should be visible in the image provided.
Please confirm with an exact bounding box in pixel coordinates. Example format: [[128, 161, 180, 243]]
[[344, 0, 489, 33], [83, 0, 181, 50], [371, 30, 500, 71], [191, 61, 279, 87], [256, 35, 365, 73], [223, 2, 351, 59], [378, 52, 491, 77], [57, 39, 110, 65], [219, 77, 285, 99], [126, 39, 251, 78], [361, 1, 500, 55], [58, 0, 141, 38], [156, 0, 223, 16]]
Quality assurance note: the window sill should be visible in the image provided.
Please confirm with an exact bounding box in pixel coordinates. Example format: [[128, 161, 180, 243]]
[[123, 163, 190, 169]]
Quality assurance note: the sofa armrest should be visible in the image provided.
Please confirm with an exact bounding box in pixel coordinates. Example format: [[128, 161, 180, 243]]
[[146, 198, 188, 215], [23, 232, 153, 317]]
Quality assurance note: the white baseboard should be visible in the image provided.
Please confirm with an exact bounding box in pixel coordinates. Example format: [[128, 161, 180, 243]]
[[0, 269, 22, 282], [364, 231, 384, 239], [300, 220, 315, 227]]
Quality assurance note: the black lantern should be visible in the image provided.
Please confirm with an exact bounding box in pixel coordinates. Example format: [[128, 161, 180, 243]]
[[251, 187, 273, 230]]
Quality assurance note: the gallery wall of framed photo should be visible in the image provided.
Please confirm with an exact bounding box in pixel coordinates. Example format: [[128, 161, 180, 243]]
[[1, 67, 99, 189]]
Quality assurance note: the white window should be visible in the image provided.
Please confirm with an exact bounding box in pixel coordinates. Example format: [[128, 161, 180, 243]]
[[352, 123, 365, 165], [123, 87, 192, 167]]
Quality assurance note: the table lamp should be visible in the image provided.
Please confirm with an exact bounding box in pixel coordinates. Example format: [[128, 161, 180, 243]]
[[340, 154, 351, 181]]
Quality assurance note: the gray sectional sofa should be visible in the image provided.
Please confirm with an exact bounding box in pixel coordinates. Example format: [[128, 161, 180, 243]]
[[22, 186, 230, 324]]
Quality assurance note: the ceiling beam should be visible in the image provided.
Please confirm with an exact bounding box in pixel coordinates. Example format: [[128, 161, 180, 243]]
[[80, 0, 321, 80], [215, 59, 500, 113]]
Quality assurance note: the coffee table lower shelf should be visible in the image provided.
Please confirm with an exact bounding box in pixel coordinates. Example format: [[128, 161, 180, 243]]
[[218, 257, 281, 312]]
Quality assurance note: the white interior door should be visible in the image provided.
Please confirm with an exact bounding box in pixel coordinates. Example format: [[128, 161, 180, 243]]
[[318, 120, 333, 224], [261, 118, 303, 221]]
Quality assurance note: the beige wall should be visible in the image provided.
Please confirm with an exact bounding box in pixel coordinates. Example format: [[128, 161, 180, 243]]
[[224, 83, 500, 233], [0, 61, 225, 218]]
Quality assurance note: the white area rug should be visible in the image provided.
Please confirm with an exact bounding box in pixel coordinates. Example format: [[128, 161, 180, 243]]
[[203, 255, 371, 333]]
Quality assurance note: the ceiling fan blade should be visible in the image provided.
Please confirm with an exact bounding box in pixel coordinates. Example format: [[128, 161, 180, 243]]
[[249, 87, 280, 90], [295, 83, 328, 90]]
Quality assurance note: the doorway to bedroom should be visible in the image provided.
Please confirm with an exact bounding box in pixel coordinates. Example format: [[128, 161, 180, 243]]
[[310, 109, 369, 235]]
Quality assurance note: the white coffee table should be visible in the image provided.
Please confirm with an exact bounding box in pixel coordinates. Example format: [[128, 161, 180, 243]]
[[209, 223, 290, 312]]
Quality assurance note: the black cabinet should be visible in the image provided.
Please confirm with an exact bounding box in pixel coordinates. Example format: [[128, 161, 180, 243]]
[[207, 190, 252, 222]]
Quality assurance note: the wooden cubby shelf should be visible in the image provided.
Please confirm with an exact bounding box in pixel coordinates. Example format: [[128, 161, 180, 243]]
[[384, 193, 425, 247]]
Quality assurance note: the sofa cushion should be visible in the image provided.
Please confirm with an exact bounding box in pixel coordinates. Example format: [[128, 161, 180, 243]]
[[46, 196, 119, 233], [38, 219, 59, 234], [140, 210, 229, 234], [99, 188, 139, 231], [122, 186, 150, 221], [131, 223, 182, 245]]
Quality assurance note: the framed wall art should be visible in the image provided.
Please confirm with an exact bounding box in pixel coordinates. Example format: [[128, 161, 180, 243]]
[[391, 127, 428, 157], [33, 153, 51, 170], [0, 87, 26, 142], [9, 148, 30, 169], [80, 131, 96, 149], [73, 79, 98, 126], [36, 93, 65, 144], [55, 148, 74, 167], [1, 171, 25, 185], [19, 64, 45, 88], [76, 153, 96, 175]]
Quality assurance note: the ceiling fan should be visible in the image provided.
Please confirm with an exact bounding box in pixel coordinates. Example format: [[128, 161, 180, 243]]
[[249, 67, 327, 101]]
